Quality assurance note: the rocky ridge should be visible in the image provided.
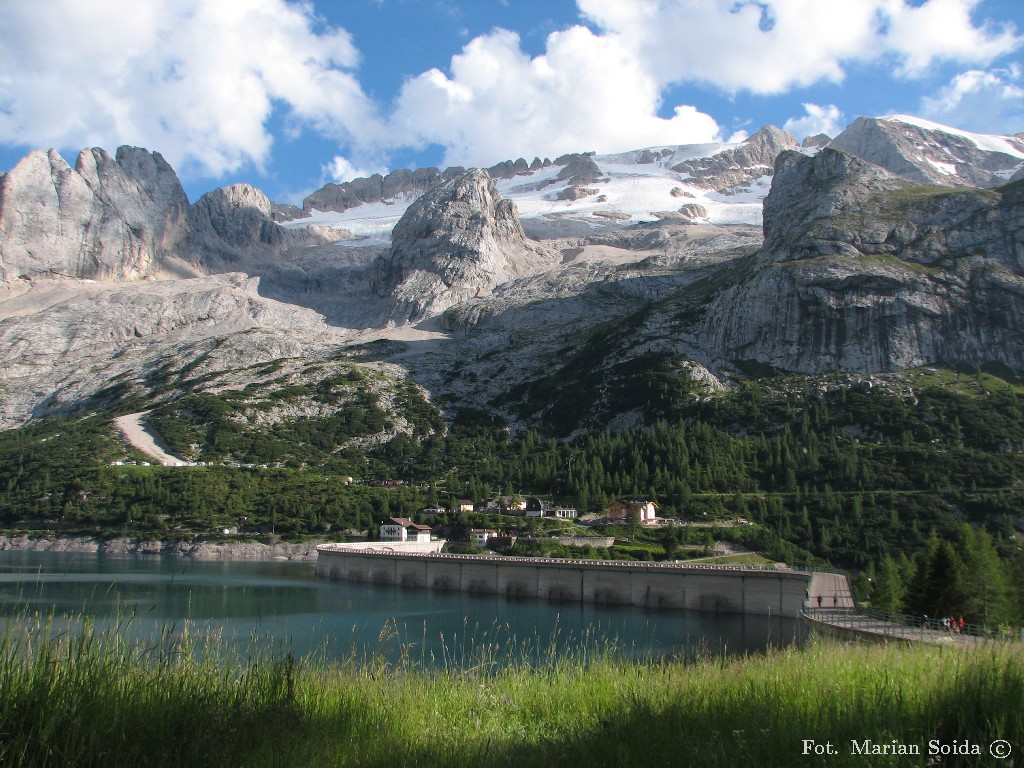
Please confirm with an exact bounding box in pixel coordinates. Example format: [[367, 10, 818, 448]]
[[0, 146, 331, 284], [829, 116, 1024, 189], [278, 130, 801, 234], [0, 533, 325, 560], [670, 125, 799, 192], [300, 166, 467, 219], [0, 147, 190, 281], [2, 115, 1024, 437]]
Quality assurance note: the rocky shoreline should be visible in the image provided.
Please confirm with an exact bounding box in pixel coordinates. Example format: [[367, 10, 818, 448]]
[[0, 533, 331, 561]]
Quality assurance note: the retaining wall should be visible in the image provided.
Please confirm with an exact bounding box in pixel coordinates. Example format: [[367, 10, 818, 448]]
[[316, 546, 810, 617]]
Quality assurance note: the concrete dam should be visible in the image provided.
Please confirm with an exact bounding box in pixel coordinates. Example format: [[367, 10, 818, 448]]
[[316, 545, 811, 618]]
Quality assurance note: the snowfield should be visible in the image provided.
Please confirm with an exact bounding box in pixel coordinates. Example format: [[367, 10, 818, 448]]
[[280, 118, 1023, 244], [283, 136, 771, 241]]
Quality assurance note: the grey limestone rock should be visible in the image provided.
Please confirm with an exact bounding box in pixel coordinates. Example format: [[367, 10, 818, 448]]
[[271, 202, 308, 223], [301, 167, 454, 215], [0, 146, 190, 281], [0, 145, 323, 283], [555, 186, 599, 201], [698, 148, 1024, 373], [553, 153, 603, 186], [193, 184, 283, 252], [801, 133, 831, 149], [538, 153, 604, 192], [487, 158, 532, 180], [829, 116, 1024, 188], [678, 203, 709, 221], [372, 169, 556, 323], [671, 125, 799, 192]]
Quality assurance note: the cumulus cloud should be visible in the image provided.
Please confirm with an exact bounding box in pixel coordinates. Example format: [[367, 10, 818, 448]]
[[784, 104, 845, 139], [390, 26, 722, 168], [577, 0, 1022, 94], [0, 0, 384, 178], [920, 66, 1024, 135], [324, 155, 388, 184], [3, 0, 1020, 187], [381, 0, 1020, 169]]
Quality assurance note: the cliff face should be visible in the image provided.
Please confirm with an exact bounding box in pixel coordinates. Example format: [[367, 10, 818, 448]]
[[699, 149, 1024, 372], [371, 169, 555, 323], [0, 147, 190, 281], [0, 147, 329, 283]]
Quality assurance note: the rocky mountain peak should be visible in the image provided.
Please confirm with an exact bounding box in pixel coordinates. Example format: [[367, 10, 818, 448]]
[[0, 146, 190, 281], [388, 168, 527, 246], [371, 168, 554, 324], [829, 116, 1024, 188], [300, 166, 465, 217], [745, 124, 798, 155], [86, 146, 189, 212], [762, 148, 912, 260], [192, 184, 283, 252], [671, 125, 799, 192]]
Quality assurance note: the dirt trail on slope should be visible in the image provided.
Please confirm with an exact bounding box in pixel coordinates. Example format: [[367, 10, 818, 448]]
[[112, 412, 188, 466]]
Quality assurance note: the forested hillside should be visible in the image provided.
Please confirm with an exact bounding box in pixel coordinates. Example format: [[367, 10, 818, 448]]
[[2, 365, 1023, 622]]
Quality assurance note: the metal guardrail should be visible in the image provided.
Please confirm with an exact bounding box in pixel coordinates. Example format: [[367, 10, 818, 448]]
[[803, 606, 1024, 643], [316, 545, 806, 574]]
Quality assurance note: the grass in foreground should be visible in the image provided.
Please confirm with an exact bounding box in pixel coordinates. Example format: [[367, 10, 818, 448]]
[[0, 614, 1021, 767]]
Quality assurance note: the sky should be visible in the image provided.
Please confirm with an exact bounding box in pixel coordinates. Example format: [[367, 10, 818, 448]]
[[1, 0, 1023, 205]]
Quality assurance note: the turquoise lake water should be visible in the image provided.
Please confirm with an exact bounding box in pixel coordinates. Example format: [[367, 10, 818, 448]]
[[0, 552, 805, 668]]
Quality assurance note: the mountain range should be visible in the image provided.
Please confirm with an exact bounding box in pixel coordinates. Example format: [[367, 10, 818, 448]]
[[1, 114, 1023, 447]]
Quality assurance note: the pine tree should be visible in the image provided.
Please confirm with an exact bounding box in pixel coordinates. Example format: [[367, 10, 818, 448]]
[[871, 555, 906, 612], [955, 525, 1016, 626], [904, 532, 963, 619]]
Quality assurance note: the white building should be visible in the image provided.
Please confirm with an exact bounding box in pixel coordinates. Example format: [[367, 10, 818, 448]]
[[470, 529, 498, 547], [605, 500, 658, 525], [379, 517, 433, 543]]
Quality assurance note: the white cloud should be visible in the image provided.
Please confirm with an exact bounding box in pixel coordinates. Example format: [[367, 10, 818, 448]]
[[389, 26, 722, 168], [379, 0, 1021, 170], [3, 0, 1020, 188], [783, 104, 845, 139], [576, 0, 1022, 95], [0, 0, 384, 179], [324, 156, 388, 184], [920, 65, 1024, 135], [883, 0, 1021, 77]]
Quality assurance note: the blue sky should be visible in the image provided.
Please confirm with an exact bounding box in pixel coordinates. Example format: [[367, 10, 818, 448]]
[[1, 0, 1022, 204]]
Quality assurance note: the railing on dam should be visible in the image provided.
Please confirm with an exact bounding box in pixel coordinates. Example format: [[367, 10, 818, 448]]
[[803, 606, 1024, 645], [315, 544, 810, 574]]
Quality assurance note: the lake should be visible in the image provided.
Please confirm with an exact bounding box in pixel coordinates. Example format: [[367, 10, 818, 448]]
[[0, 552, 806, 668]]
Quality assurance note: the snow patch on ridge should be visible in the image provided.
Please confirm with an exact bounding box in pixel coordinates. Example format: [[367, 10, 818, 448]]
[[885, 115, 1024, 159]]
